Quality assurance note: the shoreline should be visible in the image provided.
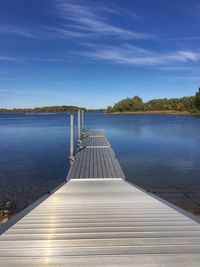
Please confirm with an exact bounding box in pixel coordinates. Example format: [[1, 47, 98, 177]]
[[1, 110, 200, 115], [106, 110, 200, 116]]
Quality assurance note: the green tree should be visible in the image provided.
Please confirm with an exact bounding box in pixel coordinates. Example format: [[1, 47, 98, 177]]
[[111, 96, 144, 112], [113, 98, 134, 112], [131, 96, 143, 111], [195, 88, 200, 110], [107, 106, 113, 113]]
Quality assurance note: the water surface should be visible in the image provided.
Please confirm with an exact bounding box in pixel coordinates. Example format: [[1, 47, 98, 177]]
[[0, 112, 200, 215]]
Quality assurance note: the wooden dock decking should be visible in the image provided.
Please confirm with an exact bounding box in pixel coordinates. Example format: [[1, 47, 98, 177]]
[[67, 130, 125, 180], [1, 128, 200, 266]]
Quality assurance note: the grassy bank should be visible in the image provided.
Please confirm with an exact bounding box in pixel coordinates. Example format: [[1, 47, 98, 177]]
[[106, 110, 200, 115]]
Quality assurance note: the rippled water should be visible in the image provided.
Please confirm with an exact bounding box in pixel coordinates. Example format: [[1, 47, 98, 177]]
[[0, 112, 200, 214]]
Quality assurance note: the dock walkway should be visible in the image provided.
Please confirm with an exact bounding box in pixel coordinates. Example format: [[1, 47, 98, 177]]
[[67, 130, 125, 180], [1, 128, 200, 266]]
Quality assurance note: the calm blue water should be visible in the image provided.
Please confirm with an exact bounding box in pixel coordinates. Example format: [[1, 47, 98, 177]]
[[0, 112, 200, 213]]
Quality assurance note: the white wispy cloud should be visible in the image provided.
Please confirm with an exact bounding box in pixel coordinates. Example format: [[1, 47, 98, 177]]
[[0, 1, 152, 42], [42, 26, 89, 39], [0, 55, 65, 62], [0, 56, 20, 61], [0, 24, 90, 40], [166, 51, 199, 62], [0, 26, 34, 38], [1, 44, 198, 67], [73, 44, 200, 66], [55, 1, 153, 40], [1, 0, 199, 70], [100, 6, 140, 19]]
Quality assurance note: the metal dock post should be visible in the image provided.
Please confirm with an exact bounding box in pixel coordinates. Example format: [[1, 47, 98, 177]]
[[69, 112, 74, 164]]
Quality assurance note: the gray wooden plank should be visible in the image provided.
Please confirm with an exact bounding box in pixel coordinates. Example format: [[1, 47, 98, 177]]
[[106, 148, 116, 177], [97, 147, 103, 178], [99, 148, 105, 178], [109, 148, 126, 179], [2, 237, 200, 249], [74, 149, 84, 178], [14, 215, 189, 223], [6, 225, 200, 235], [11, 221, 196, 230], [2, 245, 200, 257], [88, 146, 93, 178], [85, 129, 105, 137], [3, 230, 200, 241], [0, 254, 200, 267], [80, 147, 87, 178], [94, 147, 98, 178], [81, 137, 110, 147], [84, 147, 90, 178]]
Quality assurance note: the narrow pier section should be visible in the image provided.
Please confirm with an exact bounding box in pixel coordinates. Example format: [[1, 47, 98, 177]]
[[1, 128, 200, 266], [67, 129, 125, 179]]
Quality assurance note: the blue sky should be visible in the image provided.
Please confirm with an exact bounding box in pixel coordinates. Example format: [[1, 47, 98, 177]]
[[0, 0, 200, 108]]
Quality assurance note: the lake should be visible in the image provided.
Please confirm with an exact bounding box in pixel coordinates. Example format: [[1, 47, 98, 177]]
[[0, 112, 200, 217]]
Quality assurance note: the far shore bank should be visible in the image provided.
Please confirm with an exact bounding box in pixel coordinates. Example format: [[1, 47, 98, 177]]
[[106, 110, 200, 116]]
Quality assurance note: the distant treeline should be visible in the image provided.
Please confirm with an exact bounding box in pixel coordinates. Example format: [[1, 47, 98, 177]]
[[0, 105, 86, 113], [107, 88, 200, 113], [2, 88, 200, 114], [0, 105, 106, 113], [86, 108, 105, 112]]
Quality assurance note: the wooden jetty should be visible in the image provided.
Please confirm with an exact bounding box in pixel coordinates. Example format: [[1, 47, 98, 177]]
[[1, 111, 200, 266]]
